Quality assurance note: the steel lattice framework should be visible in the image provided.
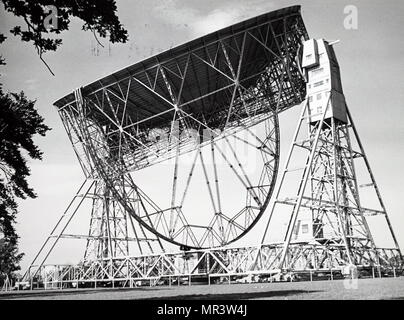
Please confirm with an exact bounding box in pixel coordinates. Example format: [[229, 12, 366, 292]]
[[261, 97, 402, 272], [53, 6, 307, 250], [24, 6, 403, 288]]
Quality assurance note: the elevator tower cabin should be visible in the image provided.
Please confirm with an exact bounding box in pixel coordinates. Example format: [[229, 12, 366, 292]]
[[290, 38, 349, 242], [303, 39, 347, 124]]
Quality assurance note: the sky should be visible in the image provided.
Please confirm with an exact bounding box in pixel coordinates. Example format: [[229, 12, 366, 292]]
[[1, 0, 404, 272]]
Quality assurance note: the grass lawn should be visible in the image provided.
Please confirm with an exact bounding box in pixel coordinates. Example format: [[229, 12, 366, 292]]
[[1, 277, 404, 300]]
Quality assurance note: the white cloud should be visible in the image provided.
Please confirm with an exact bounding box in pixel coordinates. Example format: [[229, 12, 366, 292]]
[[154, 0, 276, 38]]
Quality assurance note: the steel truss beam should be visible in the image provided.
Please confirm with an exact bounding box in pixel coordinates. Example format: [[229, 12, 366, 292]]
[[23, 178, 163, 282], [26, 12, 307, 282], [260, 96, 403, 273], [25, 9, 402, 289], [49, 14, 307, 249], [26, 242, 401, 289]]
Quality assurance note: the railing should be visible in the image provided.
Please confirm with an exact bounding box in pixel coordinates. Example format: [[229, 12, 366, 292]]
[[24, 242, 403, 290]]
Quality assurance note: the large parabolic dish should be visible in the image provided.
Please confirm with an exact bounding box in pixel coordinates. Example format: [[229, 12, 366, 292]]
[[54, 6, 308, 249]]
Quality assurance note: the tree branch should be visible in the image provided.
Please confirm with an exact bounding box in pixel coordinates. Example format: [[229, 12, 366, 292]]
[[38, 50, 55, 76], [92, 29, 105, 48]]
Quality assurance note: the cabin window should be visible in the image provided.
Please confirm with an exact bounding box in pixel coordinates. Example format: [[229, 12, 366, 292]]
[[314, 80, 324, 88], [312, 67, 324, 75]]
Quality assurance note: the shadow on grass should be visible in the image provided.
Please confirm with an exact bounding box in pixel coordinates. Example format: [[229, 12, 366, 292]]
[[0, 287, 319, 300], [0, 286, 148, 300], [141, 289, 318, 300]]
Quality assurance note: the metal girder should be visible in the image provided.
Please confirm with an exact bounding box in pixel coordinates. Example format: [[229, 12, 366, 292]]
[[25, 6, 402, 291], [56, 11, 307, 173], [26, 242, 402, 289], [260, 96, 403, 272], [57, 20, 304, 249]]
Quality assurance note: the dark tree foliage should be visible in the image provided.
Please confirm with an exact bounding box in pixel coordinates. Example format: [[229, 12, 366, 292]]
[[0, 238, 24, 283], [0, 84, 51, 283], [1, 0, 128, 74], [0, 0, 128, 283]]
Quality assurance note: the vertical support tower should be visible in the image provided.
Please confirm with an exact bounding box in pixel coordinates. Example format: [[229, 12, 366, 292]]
[[262, 39, 402, 272]]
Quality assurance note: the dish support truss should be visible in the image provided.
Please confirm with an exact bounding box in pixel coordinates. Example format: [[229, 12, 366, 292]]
[[260, 96, 402, 274], [25, 10, 308, 282], [25, 95, 403, 288], [24, 15, 403, 287], [26, 241, 402, 289], [33, 11, 308, 252]]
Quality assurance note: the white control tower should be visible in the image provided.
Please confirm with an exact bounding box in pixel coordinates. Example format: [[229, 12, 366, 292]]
[[262, 38, 402, 272], [302, 39, 348, 124]]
